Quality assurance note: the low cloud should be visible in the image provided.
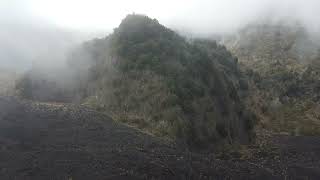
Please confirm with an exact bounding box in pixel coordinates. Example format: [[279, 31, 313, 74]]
[[1, 0, 320, 71]]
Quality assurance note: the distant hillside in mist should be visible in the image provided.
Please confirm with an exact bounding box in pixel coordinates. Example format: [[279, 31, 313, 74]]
[[223, 21, 320, 135], [0, 68, 18, 96]]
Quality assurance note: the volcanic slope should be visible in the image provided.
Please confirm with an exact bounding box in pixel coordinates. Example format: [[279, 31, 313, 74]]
[[1, 97, 320, 179]]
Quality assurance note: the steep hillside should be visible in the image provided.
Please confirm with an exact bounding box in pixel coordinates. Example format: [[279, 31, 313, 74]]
[[224, 21, 320, 135], [17, 14, 254, 147], [68, 14, 255, 147]]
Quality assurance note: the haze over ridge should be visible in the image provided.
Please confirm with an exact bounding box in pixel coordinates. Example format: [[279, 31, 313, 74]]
[[1, 0, 320, 71]]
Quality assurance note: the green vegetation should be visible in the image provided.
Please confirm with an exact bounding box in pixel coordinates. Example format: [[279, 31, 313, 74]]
[[68, 14, 254, 147]]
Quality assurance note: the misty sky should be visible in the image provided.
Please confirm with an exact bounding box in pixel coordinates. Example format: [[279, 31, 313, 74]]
[[1, 0, 320, 33], [1, 0, 320, 71]]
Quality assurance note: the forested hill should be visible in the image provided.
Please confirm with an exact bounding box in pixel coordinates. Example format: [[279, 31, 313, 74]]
[[17, 14, 255, 147]]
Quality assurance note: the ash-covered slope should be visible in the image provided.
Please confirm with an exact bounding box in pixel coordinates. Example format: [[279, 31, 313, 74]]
[[1, 97, 320, 179], [63, 14, 254, 147], [224, 21, 320, 135]]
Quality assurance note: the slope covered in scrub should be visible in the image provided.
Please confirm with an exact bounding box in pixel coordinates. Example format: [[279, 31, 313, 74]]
[[224, 21, 320, 135]]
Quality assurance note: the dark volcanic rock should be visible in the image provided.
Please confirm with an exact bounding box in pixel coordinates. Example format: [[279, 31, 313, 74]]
[[0, 97, 319, 179], [0, 97, 278, 180]]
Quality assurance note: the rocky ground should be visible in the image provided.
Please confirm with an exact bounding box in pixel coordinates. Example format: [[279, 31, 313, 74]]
[[0, 96, 319, 180]]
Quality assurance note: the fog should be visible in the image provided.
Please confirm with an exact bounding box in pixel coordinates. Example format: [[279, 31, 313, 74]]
[[1, 0, 320, 71]]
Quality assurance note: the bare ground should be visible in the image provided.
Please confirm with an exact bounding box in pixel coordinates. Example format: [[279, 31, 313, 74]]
[[0, 96, 319, 180]]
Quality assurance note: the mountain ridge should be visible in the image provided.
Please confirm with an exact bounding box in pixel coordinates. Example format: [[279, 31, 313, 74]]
[[16, 14, 255, 147]]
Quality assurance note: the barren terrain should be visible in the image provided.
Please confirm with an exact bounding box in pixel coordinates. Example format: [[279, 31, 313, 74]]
[[0, 96, 319, 179]]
